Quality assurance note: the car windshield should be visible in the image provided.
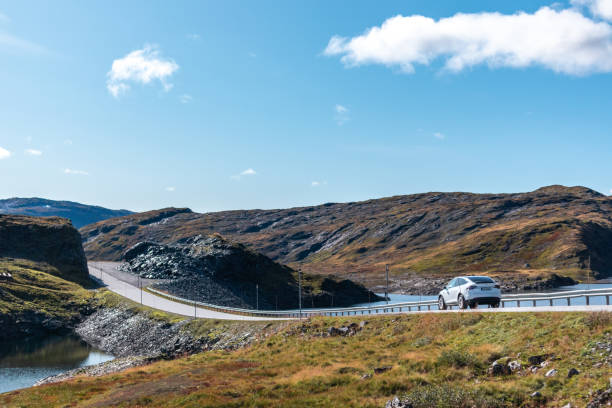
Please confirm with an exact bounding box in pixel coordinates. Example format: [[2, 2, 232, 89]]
[[468, 276, 494, 284]]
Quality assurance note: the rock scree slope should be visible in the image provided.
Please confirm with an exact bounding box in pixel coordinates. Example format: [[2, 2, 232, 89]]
[[120, 234, 380, 308], [80, 185, 612, 289]]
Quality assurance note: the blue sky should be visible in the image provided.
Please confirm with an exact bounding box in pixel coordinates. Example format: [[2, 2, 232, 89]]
[[1, 0, 612, 212]]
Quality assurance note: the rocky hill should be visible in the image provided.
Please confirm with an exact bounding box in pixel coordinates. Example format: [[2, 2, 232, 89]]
[[80, 185, 612, 290], [121, 234, 379, 309], [0, 197, 132, 228], [1, 214, 89, 285], [0, 215, 92, 340]]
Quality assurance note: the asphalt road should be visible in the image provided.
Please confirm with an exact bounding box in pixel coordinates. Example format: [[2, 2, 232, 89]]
[[88, 262, 279, 321], [89, 262, 612, 320]]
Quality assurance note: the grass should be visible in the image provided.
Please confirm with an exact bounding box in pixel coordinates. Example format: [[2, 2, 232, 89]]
[[0, 258, 92, 320], [2, 311, 610, 407]]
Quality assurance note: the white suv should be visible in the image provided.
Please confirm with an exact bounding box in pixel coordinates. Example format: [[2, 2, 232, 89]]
[[438, 276, 501, 310]]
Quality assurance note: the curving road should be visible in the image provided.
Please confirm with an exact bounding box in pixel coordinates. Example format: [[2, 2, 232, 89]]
[[88, 262, 280, 321], [89, 262, 612, 321]]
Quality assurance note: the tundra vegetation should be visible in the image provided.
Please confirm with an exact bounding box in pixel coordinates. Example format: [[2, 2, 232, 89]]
[[80, 186, 612, 290], [2, 311, 610, 407]]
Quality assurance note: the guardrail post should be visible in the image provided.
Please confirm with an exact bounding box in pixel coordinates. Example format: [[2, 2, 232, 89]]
[[549, 299, 553, 306], [517, 300, 520, 307], [567, 297, 570, 306], [427, 305, 431, 310], [418, 305, 421, 311], [501, 301, 505, 308], [532, 300, 536, 307], [607, 295, 610, 306], [586, 296, 590, 306]]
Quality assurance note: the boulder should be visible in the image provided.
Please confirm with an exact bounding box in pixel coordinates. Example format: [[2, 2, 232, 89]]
[[508, 360, 522, 372], [488, 361, 511, 376], [545, 368, 558, 377], [374, 366, 392, 375], [567, 368, 580, 378]]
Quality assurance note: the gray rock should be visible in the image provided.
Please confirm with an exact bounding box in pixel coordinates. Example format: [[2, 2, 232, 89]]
[[508, 360, 522, 372], [567, 368, 580, 378], [374, 366, 392, 375], [531, 391, 542, 398], [488, 361, 511, 376], [545, 368, 558, 377]]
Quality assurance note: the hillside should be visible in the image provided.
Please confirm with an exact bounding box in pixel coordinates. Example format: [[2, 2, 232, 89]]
[[0, 214, 93, 340], [80, 185, 612, 289], [121, 234, 380, 309], [3, 311, 611, 407], [0, 197, 132, 228]]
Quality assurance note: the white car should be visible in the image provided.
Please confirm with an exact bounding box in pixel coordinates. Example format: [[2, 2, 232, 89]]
[[438, 276, 501, 309]]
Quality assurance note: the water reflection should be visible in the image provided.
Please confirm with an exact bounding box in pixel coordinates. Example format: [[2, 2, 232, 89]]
[[0, 335, 113, 394]]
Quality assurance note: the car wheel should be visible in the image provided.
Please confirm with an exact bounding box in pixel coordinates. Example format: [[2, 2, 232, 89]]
[[491, 301, 500, 308], [458, 295, 467, 309], [469, 301, 478, 309], [438, 296, 447, 310]]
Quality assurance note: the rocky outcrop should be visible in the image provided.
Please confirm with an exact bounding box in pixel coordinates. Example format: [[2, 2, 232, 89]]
[[75, 306, 264, 358], [120, 234, 380, 309], [0, 214, 89, 284], [81, 186, 612, 288]]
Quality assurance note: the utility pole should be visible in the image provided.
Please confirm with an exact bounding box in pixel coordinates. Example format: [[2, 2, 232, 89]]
[[298, 269, 302, 320], [588, 255, 592, 290], [256, 284, 259, 310], [385, 264, 389, 305]]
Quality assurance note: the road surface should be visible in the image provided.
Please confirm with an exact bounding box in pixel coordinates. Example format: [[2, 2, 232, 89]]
[[88, 262, 280, 321], [89, 262, 612, 320]]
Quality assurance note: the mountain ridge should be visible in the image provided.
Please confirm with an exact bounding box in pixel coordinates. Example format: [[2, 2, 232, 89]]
[[80, 185, 612, 288], [0, 197, 133, 229]]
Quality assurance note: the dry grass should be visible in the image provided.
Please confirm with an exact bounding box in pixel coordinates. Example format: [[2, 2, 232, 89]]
[[2, 311, 610, 407]]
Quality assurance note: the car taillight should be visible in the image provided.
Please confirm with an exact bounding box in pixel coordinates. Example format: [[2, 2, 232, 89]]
[[494, 284, 500, 289], [467, 285, 477, 290]]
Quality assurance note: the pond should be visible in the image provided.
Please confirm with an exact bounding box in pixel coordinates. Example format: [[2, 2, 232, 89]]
[[0, 335, 114, 394]]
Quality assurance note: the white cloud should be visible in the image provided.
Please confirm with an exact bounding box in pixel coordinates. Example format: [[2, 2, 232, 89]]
[[248, 51, 257, 58], [64, 168, 89, 176], [25, 148, 42, 156], [573, 0, 612, 20], [165, 186, 175, 192], [107, 45, 179, 98], [0, 147, 11, 159], [311, 181, 328, 187], [231, 168, 257, 180], [0, 12, 10, 24], [433, 132, 445, 140], [324, 6, 612, 75], [179, 94, 193, 104], [334, 104, 350, 125], [64, 139, 73, 145], [187, 33, 201, 40]]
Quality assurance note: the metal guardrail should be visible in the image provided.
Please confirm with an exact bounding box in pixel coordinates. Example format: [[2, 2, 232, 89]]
[[146, 287, 612, 319]]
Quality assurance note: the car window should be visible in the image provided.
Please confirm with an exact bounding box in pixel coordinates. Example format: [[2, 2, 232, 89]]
[[456, 278, 466, 285], [447, 278, 456, 288], [468, 276, 494, 284]]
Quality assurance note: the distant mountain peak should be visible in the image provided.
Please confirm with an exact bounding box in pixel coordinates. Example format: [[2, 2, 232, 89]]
[[0, 197, 133, 229]]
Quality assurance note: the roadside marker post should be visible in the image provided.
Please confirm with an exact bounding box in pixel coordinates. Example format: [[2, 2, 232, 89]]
[[298, 269, 302, 320]]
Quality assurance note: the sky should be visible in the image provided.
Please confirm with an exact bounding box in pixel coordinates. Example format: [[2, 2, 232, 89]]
[[1, 0, 612, 213]]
